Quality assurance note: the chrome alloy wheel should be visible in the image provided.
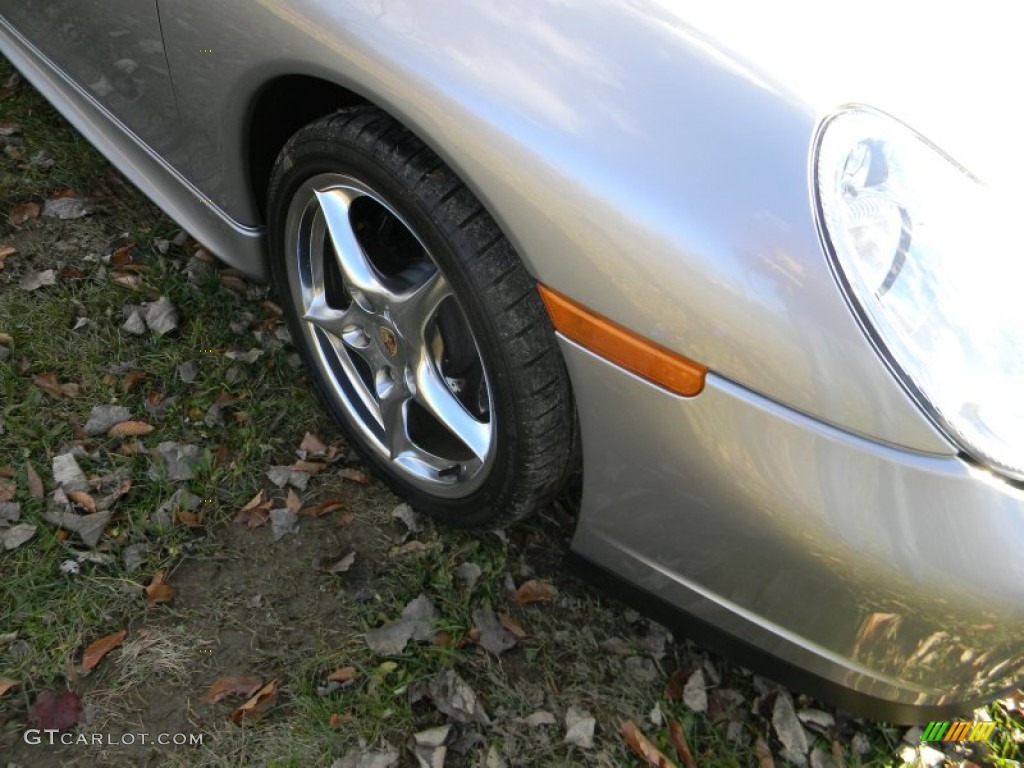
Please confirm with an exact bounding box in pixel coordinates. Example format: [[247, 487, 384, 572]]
[[284, 174, 495, 497]]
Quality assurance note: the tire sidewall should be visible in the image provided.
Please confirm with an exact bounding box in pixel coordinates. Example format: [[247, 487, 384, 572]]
[[268, 134, 523, 526]]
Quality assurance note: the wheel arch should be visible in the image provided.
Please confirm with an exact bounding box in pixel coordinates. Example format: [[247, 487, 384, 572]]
[[245, 74, 368, 222]]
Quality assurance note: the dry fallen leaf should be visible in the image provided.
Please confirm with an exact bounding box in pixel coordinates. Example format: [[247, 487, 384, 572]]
[[66, 491, 97, 515], [25, 462, 44, 499], [234, 490, 271, 528], [299, 431, 330, 457], [621, 720, 677, 768], [328, 712, 350, 729], [145, 570, 175, 607], [111, 271, 143, 291], [395, 540, 427, 556], [201, 676, 263, 704], [9, 201, 41, 225], [0, 679, 16, 697], [498, 612, 528, 639], [338, 468, 370, 484], [754, 738, 775, 768], [668, 720, 698, 768], [285, 489, 301, 514], [230, 679, 278, 722], [81, 629, 127, 672], [320, 552, 356, 574], [176, 508, 202, 528], [0, 478, 15, 502], [33, 373, 76, 399], [512, 579, 558, 605], [0, 244, 16, 258], [301, 499, 345, 518], [0, 331, 13, 344], [290, 459, 326, 475], [664, 670, 687, 701], [107, 420, 155, 438], [327, 667, 358, 684], [122, 371, 145, 392]]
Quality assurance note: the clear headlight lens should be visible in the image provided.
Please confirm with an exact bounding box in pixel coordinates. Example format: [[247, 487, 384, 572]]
[[815, 107, 1024, 480]]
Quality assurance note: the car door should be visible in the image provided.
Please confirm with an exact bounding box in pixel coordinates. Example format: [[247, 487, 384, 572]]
[[0, 0, 188, 172]]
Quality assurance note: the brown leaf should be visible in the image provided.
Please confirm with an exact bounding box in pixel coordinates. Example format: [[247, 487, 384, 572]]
[[668, 720, 698, 768], [0, 332, 13, 344], [432, 631, 453, 647], [176, 508, 202, 528], [290, 459, 326, 475], [81, 629, 127, 672], [754, 738, 775, 768], [111, 271, 142, 290], [66, 491, 97, 514], [107, 420, 154, 438], [230, 679, 278, 722], [0, 679, 16, 697], [285, 489, 301, 514], [0, 478, 15, 502], [220, 272, 248, 295], [395, 540, 427, 556], [145, 570, 175, 607], [201, 676, 263, 704], [328, 712, 349, 729], [9, 201, 41, 225], [234, 490, 271, 529], [338, 468, 370, 484], [664, 670, 688, 701], [24, 462, 43, 499], [0, 466, 15, 477], [33, 373, 67, 399], [299, 431, 330, 457], [122, 371, 145, 392], [0, 244, 16, 259], [512, 579, 558, 605], [498, 612, 528, 639], [327, 667, 358, 683], [320, 552, 356, 574], [301, 499, 345, 518], [621, 720, 677, 768]]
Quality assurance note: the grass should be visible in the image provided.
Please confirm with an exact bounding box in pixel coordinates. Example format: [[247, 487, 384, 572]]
[[1, 53, 1023, 767]]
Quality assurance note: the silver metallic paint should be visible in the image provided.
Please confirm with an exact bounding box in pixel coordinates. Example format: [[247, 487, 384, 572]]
[[3, 0, 1019, 710], [563, 337, 1024, 706]]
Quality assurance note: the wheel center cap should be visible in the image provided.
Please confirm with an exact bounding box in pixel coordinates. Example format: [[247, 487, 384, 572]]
[[379, 326, 399, 358]]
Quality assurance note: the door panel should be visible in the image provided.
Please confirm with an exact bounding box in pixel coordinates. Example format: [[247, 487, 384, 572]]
[[0, 0, 188, 172]]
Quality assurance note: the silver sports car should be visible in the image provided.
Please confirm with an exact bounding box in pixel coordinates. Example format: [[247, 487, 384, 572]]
[[2, 1, 1020, 721]]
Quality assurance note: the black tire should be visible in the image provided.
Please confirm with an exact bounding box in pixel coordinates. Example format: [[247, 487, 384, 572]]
[[267, 106, 575, 528]]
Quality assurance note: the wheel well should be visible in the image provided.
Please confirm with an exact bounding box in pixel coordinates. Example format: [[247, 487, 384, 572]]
[[247, 75, 367, 221]]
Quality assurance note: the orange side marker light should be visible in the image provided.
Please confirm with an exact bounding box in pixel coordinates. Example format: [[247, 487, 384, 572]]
[[537, 284, 706, 397]]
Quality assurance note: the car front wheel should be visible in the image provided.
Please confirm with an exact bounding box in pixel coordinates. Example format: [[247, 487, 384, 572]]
[[267, 106, 575, 527]]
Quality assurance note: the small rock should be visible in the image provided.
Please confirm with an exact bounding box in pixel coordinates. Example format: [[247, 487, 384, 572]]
[[683, 669, 708, 713], [43, 197, 96, 220], [523, 710, 556, 728], [563, 705, 596, 749], [19, 269, 56, 292], [177, 360, 199, 384], [624, 656, 659, 684], [122, 310, 146, 336], [851, 732, 871, 755], [456, 562, 482, 592], [649, 702, 663, 727]]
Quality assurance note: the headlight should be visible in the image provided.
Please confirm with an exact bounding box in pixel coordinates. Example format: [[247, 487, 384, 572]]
[[815, 106, 1024, 481]]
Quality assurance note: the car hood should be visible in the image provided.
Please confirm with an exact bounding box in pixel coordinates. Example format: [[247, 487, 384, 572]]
[[677, 1, 1021, 201]]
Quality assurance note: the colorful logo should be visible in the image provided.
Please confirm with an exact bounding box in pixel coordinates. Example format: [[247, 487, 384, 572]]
[[921, 720, 996, 742]]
